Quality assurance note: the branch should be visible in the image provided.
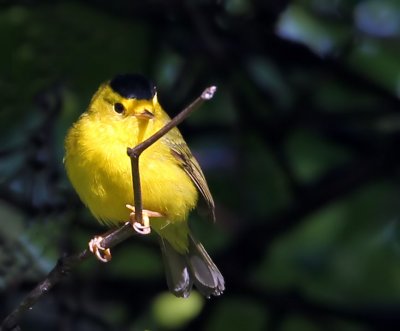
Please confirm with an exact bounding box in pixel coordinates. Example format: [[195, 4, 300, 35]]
[[0, 85, 217, 331], [127, 86, 216, 223]]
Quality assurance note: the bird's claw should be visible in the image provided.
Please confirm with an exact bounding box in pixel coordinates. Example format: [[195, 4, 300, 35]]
[[133, 221, 151, 234], [89, 236, 112, 262], [126, 204, 164, 235]]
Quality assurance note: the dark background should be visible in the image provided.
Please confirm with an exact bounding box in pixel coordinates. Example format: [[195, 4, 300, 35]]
[[1, 1, 400, 330]]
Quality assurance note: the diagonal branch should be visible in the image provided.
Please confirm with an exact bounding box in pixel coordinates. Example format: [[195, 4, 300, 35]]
[[127, 86, 216, 223]]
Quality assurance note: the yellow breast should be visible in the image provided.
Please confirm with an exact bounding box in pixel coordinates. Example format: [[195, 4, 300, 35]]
[[64, 110, 198, 227]]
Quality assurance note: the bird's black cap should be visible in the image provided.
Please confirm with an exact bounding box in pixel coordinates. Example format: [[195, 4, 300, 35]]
[[110, 74, 156, 100]]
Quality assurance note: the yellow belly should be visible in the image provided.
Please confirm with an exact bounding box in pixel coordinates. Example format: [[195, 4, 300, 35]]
[[66, 143, 197, 221], [64, 116, 198, 252]]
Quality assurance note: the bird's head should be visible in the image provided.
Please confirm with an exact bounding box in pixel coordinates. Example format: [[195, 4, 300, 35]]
[[89, 73, 160, 121]]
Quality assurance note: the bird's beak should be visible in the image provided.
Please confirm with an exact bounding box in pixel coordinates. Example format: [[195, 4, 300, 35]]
[[134, 109, 154, 120]]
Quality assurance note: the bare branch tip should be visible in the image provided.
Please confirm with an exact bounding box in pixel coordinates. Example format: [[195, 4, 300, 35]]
[[202, 86, 217, 100]]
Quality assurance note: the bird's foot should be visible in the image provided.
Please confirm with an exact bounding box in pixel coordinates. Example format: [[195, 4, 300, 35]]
[[126, 204, 164, 235], [88, 236, 112, 262]]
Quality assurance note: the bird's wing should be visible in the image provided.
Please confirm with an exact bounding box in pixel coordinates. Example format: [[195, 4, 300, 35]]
[[165, 130, 215, 222]]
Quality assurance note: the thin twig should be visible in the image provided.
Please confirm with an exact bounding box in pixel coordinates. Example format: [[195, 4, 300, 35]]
[[0, 224, 133, 331], [129, 155, 143, 222], [0, 85, 217, 331], [127, 86, 217, 223]]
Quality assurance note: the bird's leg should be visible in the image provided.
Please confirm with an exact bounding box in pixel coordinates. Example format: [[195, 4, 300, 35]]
[[88, 236, 112, 262], [126, 204, 164, 235]]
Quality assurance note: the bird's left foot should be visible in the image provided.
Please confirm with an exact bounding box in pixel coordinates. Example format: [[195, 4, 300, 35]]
[[126, 204, 164, 235], [89, 236, 112, 262]]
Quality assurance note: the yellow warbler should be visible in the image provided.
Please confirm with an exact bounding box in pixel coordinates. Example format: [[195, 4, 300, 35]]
[[64, 74, 224, 297]]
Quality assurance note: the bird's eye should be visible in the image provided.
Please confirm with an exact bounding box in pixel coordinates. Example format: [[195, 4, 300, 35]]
[[114, 102, 125, 114]]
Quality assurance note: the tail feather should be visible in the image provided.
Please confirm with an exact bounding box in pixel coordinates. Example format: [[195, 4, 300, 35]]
[[159, 233, 225, 298], [159, 238, 192, 298], [187, 233, 225, 297]]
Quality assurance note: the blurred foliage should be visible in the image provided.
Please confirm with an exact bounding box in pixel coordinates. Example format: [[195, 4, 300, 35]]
[[1, 0, 400, 330]]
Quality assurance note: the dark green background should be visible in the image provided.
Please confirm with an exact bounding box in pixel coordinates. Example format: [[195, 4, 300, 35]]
[[1, 1, 400, 330]]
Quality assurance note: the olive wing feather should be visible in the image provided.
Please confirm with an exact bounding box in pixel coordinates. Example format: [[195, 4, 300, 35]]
[[164, 132, 215, 221]]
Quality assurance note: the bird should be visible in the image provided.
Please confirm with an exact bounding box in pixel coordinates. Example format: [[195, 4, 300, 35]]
[[64, 73, 224, 298]]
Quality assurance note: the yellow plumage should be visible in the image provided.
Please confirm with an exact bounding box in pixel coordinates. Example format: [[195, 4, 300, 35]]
[[64, 74, 224, 297]]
